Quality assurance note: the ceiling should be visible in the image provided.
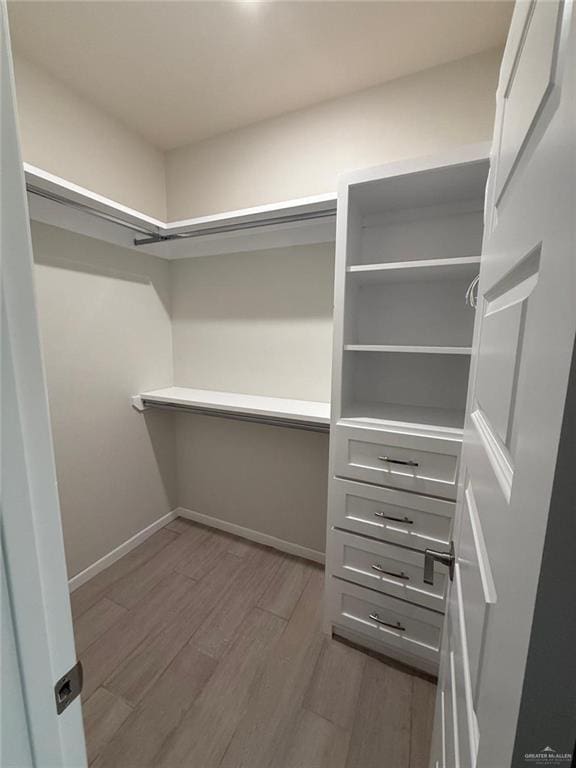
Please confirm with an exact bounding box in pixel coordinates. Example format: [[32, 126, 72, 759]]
[[8, 1, 512, 151]]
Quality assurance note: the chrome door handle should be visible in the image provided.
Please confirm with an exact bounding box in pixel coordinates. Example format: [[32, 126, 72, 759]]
[[373, 511, 414, 525], [369, 613, 406, 631], [371, 563, 409, 580], [378, 456, 419, 467], [424, 542, 455, 585]]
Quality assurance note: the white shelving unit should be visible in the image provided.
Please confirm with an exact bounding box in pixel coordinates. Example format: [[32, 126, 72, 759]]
[[325, 144, 489, 674], [132, 386, 330, 432]]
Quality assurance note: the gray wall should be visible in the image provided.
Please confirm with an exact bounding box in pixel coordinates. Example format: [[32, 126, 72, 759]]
[[171, 244, 334, 401], [171, 244, 333, 555], [32, 229, 332, 575], [166, 49, 501, 219], [176, 415, 329, 555], [32, 222, 176, 578]]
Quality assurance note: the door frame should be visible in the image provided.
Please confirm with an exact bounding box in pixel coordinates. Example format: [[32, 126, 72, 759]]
[[1, 2, 87, 764]]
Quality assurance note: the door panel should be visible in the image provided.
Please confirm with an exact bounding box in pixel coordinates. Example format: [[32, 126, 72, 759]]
[[430, 4, 575, 767], [458, 482, 496, 697], [494, 0, 564, 204], [474, 247, 540, 451], [1, 558, 34, 768], [1, 3, 87, 764]]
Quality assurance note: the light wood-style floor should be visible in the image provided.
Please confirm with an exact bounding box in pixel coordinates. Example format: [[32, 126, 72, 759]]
[[72, 519, 436, 768]]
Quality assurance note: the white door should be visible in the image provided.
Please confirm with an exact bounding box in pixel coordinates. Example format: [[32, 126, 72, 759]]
[[1, 3, 87, 765], [429, 2, 575, 767]]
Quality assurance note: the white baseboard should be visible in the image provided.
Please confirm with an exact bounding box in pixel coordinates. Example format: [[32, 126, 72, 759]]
[[68, 509, 178, 592], [68, 507, 325, 592], [175, 507, 325, 565]]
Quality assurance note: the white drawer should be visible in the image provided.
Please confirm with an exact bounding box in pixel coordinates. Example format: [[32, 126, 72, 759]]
[[333, 423, 461, 499], [329, 477, 454, 552], [326, 577, 442, 668], [328, 530, 447, 612]]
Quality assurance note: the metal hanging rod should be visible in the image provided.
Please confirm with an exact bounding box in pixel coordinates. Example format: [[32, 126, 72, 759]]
[[132, 207, 337, 246], [26, 181, 336, 246], [140, 400, 330, 433], [26, 183, 159, 236]]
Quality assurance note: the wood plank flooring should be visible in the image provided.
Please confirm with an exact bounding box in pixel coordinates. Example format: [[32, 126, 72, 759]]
[[72, 519, 436, 768]]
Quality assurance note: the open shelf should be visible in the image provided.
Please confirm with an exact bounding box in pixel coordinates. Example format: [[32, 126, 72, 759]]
[[339, 401, 465, 432], [132, 387, 330, 432], [346, 256, 480, 284], [340, 351, 470, 430], [353, 206, 484, 267], [345, 276, 476, 349], [344, 344, 472, 355]]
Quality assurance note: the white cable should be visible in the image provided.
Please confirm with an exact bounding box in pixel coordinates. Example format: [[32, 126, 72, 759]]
[[465, 274, 480, 308]]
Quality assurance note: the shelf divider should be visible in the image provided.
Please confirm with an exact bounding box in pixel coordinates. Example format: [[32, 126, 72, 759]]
[[344, 344, 472, 355], [346, 256, 480, 284]]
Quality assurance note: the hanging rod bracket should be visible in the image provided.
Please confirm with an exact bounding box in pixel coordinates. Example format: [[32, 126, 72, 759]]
[[131, 395, 147, 412], [133, 234, 174, 246]]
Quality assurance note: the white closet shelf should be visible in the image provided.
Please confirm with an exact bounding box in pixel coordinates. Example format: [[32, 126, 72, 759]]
[[132, 387, 330, 432], [344, 344, 472, 355], [340, 401, 465, 433], [25, 164, 337, 260], [346, 257, 480, 284]]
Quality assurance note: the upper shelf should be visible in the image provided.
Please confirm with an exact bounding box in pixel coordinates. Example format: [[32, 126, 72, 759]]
[[25, 164, 337, 260], [346, 256, 480, 284], [132, 386, 330, 432], [346, 144, 490, 216]]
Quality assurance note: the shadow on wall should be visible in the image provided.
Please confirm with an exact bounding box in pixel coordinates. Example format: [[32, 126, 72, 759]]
[[31, 220, 175, 578], [142, 409, 178, 509], [171, 243, 335, 321], [175, 411, 329, 555], [31, 228, 171, 318]]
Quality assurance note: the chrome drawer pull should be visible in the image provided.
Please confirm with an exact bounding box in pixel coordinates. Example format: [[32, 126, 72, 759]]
[[369, 612, 406, 632], [371, 564, 409, 580], [373, 511, 414, 525], [378, 456, 419, 467]]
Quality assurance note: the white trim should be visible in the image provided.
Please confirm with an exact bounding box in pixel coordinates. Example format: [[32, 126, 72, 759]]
[[167, 191, 336, 233], [24, 163, 165, 228], [67, 509, 178, 592], [25, 163, 337, 259], [68, 507, 325, 593], [340, 141, 491, 188], [175, 507, 325, 565], [24, 162, 336, 234], [470, 407, 513, 502], [465, 482, 497, 604]]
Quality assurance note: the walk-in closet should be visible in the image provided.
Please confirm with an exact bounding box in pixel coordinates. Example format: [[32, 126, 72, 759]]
[[4, 3, 576, 768]]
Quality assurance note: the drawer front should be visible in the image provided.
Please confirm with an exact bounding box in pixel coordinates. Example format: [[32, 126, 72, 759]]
[[333, 424, 461, 499], [328, 530, 447, 611], [326, 578, 442, 667], [329, 478, 454, 552]]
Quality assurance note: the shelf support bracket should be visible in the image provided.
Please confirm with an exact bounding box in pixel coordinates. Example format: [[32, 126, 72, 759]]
[[131, 395, 147, 412]]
